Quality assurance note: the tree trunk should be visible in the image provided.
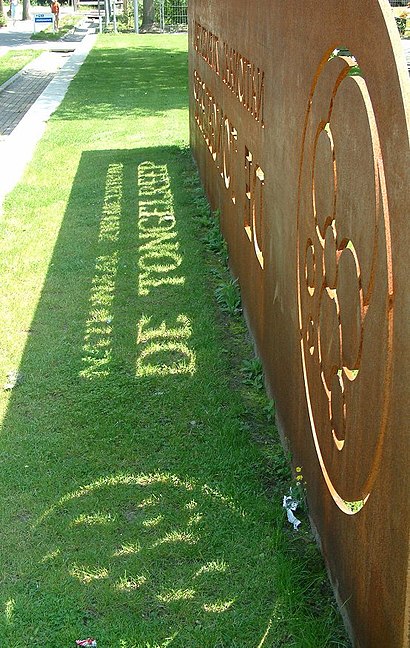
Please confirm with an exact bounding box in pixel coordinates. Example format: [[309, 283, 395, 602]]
[[22, 0, 31, 20], [141, 0, 154, 30], [0, 0, 5, 24]]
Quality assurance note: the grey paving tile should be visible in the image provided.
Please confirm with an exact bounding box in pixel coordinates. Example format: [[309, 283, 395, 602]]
[[0, 69, 55, 136]]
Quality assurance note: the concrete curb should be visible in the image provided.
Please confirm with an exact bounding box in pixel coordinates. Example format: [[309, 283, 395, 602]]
[[0, 32, 97, 211], [0, 68, 25, 94], [0, 47, 74, 96]]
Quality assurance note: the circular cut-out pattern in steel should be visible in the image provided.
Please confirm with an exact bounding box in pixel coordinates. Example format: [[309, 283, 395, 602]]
[[296, 50, 394, 515]]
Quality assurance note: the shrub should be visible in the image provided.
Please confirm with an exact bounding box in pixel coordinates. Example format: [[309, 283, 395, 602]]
[[215, 278, 241, 315]]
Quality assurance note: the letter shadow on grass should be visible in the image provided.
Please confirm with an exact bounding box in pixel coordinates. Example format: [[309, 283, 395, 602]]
[[0, 146, 282, 646], [57, 45, 189, 120]]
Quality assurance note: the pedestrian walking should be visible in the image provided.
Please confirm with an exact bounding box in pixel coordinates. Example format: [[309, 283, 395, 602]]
[[50, 0, 60, 30], [10, 0, 18, 25]]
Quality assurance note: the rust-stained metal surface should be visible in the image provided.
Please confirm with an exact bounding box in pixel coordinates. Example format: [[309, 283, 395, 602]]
[[188, 1, 410, 646]]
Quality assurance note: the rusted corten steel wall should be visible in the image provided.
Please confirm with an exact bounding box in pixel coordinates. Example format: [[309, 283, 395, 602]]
[[188, 1, 410, 646]]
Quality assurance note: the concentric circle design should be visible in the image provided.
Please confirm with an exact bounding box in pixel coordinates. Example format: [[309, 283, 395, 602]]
[[296, 51, 394, 514]]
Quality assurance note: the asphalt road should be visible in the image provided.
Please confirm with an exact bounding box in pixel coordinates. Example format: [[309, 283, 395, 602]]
[[0, 8, 76, 54]]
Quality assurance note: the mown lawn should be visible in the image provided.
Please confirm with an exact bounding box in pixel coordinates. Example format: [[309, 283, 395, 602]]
[[30, 14, 84, 41], [0, 35, 350, 647], [0, 49, 41, 86]]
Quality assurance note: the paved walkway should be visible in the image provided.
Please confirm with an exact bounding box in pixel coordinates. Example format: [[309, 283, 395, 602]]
[[0, 57, 59, 136], [0, 17, 97, 211], [0, 7, 80, 53]]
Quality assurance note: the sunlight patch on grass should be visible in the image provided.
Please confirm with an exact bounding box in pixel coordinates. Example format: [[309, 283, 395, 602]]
[[194, 560, 228, 578], [142, 514, 163, 528], [112, 542, 142, 557], [157, 588, 196, 603], [69, 564, 109, 584], [71, 511, 114, 526], [138, 494, 162, 508], [135, 160, 196, 377], [152, 530, 198, 547], [136, 314, 195, 378], [4, 598, 15, 624], [137, 314, 192, 343], [115, 574, 147, 591], [187, 513, 203, 526], [203, 599, 235, 613], [201, 483, 245, 517], [35, 472, 196, 526], [40, 549, 61, 563], [136, 340, 196, 377], [137, 161, 183, 297], [139, 264, 185, 295], [256, 619, 273, 648], [80, 163, 122, 380]]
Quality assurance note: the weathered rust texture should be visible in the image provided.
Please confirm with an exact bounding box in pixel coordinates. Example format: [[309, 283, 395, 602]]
[[188, 1, 410, 646]]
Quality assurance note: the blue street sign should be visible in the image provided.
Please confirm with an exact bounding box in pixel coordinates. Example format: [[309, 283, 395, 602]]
[[34, 14, 53, 22]]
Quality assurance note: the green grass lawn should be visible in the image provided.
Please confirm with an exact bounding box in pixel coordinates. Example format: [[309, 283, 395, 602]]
[[0, 35, 350, 647], [30, 14, 82, 41], [0, 49, 41, 86]]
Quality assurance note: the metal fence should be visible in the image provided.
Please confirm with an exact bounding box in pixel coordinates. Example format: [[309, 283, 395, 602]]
[[159, 0, 187, 31]]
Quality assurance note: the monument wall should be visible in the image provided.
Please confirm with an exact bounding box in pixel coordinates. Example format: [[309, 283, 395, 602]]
[[188, 1, 410, 646]]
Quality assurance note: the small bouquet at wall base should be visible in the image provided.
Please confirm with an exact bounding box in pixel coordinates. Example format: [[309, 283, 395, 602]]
[[75, 640, 97, 647], [283, 491, 301, 531]]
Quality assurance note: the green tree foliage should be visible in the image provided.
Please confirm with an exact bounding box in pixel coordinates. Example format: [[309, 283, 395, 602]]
[[0, 0, 6, 27]]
